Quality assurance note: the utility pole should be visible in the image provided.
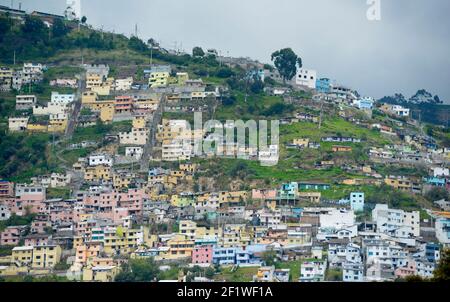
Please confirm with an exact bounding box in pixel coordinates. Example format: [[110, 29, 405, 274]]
[[319, 101, 324, 129], [13, 50, 16, 66]]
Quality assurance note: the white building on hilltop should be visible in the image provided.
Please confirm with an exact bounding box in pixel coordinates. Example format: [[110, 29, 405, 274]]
[[65, 0, 81, 21], [295, 68, 317, 89]]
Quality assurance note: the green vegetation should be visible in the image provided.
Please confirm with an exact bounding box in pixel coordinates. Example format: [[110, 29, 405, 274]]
[[275, 261, 301, 281], [325, 268, 343, 281], [115, 258, 160, 282], [215, 92, 293, 121], [47, 188, 71, 200], [0, 214, 35, 232], [271, 48, 302, 82], [433, 248, 450, 281], [214, 266, 259, 282], [0, 130, 57, 182], [0, 275, 69, 282]]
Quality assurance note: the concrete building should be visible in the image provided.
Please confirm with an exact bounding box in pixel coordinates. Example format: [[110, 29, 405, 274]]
[[372, 204, 420, 238], [350, 192, 365, 212], [295, 68, 317, 89]]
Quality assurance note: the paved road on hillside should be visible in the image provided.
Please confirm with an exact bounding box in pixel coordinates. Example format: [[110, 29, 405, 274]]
[[140, 93, 166, 172], [66, 71, 85, 138]]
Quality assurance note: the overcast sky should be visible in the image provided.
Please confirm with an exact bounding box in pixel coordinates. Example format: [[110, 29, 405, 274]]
[[3, 0, 450, 103]]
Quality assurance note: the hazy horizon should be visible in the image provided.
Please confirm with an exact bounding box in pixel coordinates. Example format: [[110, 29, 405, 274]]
[[2, 0, 450, 104]]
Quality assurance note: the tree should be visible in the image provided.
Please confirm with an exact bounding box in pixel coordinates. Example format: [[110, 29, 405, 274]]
[[193, 46, 205, 57], [425, 187, 449, 202], [271, 48, 302, 83], [250, 74, 265, 94], [262, 250, 277, 266], [128, 36, 148, 52], [205, 267, 215, 279], [52, 19, 69, 38], [433, 249, 450, 281], [81, 16, 87, 24], [115, 258, 160, 282]]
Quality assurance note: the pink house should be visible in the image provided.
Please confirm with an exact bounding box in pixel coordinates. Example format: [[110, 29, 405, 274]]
[[24, 234, 51, 246], [31, 220, 52, 234], [117, 189, 146, 217], [252, 189, 277, 200], [192, 245, 213, 264], [0, 180, 14, 198], [395, 260, 417, 279], [83, 191, 118, 213], [13, 185, 46, 214], [0, 226, 26, 246]]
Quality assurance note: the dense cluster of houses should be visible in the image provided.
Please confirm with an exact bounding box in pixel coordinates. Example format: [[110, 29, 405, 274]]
[[1, 164, 449, 282]]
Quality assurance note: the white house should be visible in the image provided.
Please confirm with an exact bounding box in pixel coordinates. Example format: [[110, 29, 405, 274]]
[[299, 260, 326, 282], [16, 95, 37, 110], [88, 154, 113, 167], [51, 91, 75, 104], [372, 204, 420, 237], [295, 68, 317, 89], [0, 204, 11, 221], [119, 128, 149, 146], [258, 145, 279, 167], [432, 167, 449, 178], [391, 105, 410, 117], [114, 77, 133, 91], [435, 216, 450, 247], [320, 208, 355, 229], [125, 147, 144, 160], [342, 262, 364, 282], [8, 117, 29, 132]]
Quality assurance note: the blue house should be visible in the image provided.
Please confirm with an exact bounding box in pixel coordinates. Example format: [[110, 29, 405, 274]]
[[316, 78, 331, 93], [425, 243, 441, 263], [350, 192, 365, 212], [213, 247, 237, 265], [355, 97, 374, 110], [424, 177, 446, 187], [278, 182, 299, 200]]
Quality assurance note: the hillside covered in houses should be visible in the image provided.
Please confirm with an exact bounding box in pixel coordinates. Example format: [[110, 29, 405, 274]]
[[0, 3, 449, 284]]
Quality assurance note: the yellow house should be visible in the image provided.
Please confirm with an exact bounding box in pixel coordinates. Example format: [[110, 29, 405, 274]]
[[86, 99, 115, 112], [179, 220, 197, 240], [297, 192, 321, 203], [86, 73, 103, 89], [176, 72, 189, 85], [100, 104, 115, 122], [82, 265, 119, 282], [103, 228, 141, 256], [293, 138, 310, 148], [132, 116, 147, 129], [91, 85, 111, 96], [73, 236, 85, 248], [384, 177, 420, 192], [48, 115, 68, 133], [82, 91, 98, 104], [113, 172, 136, 189], [84, 165, 112, 182], [179, 163, 198, 173], [149, 72, 169, 88], [27, 123, 48, 132], [32, 245, 62, 269], [155, 234, 194, 261], [219, 191, 248, 205], [12, 245, 61, 269], [195, 226, 223, 240]]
